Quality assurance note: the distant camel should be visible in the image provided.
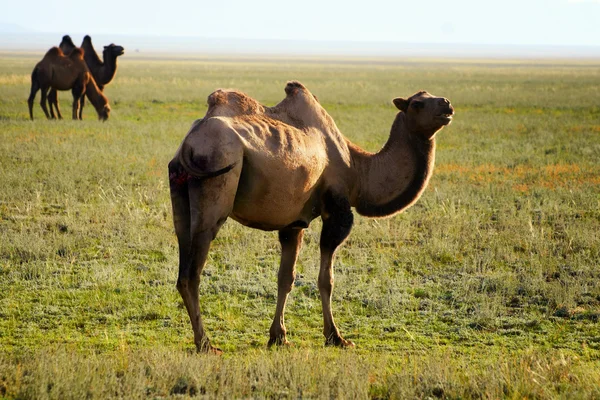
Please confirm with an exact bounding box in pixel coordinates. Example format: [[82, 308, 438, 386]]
[[169, 81, 454, 353], [48, 35, 124, 119], [28, 47, 110, 121]]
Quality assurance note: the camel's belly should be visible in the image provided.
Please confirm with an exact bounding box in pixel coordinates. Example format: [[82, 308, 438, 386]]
[[231, 160, 321, 230]]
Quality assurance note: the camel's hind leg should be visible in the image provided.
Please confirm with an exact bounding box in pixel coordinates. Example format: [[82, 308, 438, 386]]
[[28, 79, 39, 120], [78, 95, 86, 120], [48, 89, 63, 119], [169, 160, 241, 353], [318, 191, 355, 347], [268, 227, 304, 346], [71, 81, 85, 120], [39, 88, 51, 119]]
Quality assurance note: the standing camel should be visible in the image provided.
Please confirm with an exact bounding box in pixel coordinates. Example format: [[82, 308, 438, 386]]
[[28, 47, 110, 121], [48, 35, 124, 119], [169, 81, 454, 353]]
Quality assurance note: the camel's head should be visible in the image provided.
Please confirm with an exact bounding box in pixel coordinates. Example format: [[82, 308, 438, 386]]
[[104, 44, 125, 58], [393, 91, 454, 139], [59, 35, 76, 54], [98, 104, 111, 121]]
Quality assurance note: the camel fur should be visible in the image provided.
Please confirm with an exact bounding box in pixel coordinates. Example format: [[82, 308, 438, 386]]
[[28, 47, 110, 121], [169, 81, 454, 353], [49, 35, 124, 119]]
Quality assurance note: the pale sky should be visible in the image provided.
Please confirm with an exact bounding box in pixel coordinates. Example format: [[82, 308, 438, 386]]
[[2, 0, 599, 47]]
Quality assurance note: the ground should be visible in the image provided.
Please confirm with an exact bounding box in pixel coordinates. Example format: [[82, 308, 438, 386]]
[[0, 53, 599, 398]]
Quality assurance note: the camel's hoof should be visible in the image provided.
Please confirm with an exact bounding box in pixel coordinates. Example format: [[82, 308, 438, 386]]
[[325, 336, 355, 348], [267, 337, 292, 348], [196, 342, 223, 355], [198, 346, 223, 355]]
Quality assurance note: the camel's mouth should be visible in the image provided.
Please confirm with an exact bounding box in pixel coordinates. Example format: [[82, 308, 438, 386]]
[[435, 113, 453, 124]]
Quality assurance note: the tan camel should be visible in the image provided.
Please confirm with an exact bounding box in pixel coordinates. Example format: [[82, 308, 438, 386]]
[[169, 81, 454, 353], [48, 35, 124, 119], [28, 47, 110, 121]]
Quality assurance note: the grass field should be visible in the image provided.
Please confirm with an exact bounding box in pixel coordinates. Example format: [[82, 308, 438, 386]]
[[1, 52, 599, 399]]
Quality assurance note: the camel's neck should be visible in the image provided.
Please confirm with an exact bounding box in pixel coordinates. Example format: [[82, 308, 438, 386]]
[[83, 45, 118, 86], [85, 78, 108, 112], [99, 53, 119, 84], [350, 113, 436, 217]]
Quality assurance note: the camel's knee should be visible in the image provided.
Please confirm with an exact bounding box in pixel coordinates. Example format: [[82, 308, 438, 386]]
[[176, 278, 188, 293], [278, 272, 296, 294], [176, 277, 199, 295]]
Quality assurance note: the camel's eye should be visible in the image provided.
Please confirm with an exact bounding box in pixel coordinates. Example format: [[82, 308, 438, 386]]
[[411, 100, 424, 110]]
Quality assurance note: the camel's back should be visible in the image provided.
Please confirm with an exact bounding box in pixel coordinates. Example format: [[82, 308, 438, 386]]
[[187, 114, 327, 166], [35, 47, 86, 89]]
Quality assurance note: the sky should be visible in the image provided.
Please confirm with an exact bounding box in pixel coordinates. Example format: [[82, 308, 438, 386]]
[[1, 0, 600, 47]]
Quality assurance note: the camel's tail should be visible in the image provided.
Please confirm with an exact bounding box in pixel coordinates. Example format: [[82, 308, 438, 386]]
[[169, 149, 236, 188], [181, 156, 236, 179]]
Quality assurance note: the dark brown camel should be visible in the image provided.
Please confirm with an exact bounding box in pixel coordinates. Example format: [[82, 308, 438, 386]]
[[48, 35, 124, 119], [169, 81, 454, 353], [28, 47, 110, 121]]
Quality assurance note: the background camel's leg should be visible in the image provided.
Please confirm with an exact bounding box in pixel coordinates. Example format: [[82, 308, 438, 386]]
[[48, 89, 63, 119], [39, 88, 51, 119], [318, 191, 354, 347], [170, 161, 241, 353], [78, 95, 86, 120], [71, 83, 84, 120], [48, 89, 56, 119], [268, 227, 304, 346], [28, 80, 40, 120]]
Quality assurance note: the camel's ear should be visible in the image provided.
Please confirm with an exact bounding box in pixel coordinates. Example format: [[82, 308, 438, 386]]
[[393, 97, 409, 112]]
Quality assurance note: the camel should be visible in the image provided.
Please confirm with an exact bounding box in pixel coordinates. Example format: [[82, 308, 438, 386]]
[[28, 47, 111, 121], [48, 35, 124, 119], [169, 81, 454, 353]]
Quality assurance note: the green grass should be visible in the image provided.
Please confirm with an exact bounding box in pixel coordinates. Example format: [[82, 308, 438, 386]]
[[1, 53, 599, 398]]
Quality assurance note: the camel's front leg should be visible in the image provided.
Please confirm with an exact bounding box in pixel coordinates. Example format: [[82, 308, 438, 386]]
[[318, 191, 355, 347], [268, 227, 304, 346]]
